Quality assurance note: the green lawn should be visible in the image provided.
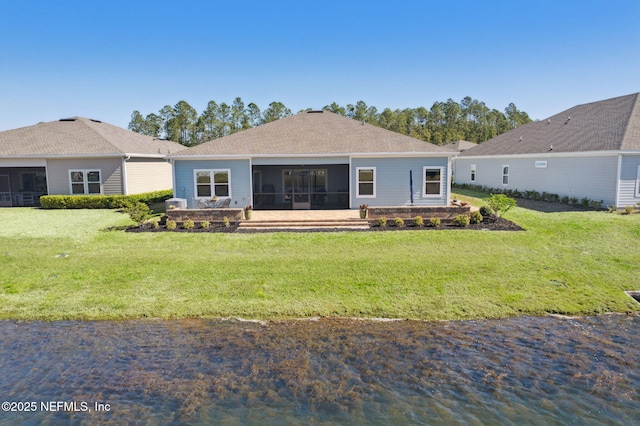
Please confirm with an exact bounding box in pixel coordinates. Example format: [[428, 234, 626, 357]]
[[1, 196, 639, 321]]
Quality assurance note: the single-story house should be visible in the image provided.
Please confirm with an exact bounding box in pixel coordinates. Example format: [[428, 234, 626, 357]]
[[0, 117, 185, 206], [455, 93, 640, 208], [168, 110, 455, 210]]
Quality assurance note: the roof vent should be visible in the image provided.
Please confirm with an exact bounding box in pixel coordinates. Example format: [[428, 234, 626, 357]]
[[564, 116, 571, 125], [547, 119, 551, 124], [519, 136, 523, 141], [90, 119, 102, 123], [306, 110, 324, 113], [59, 118, 77, 122]]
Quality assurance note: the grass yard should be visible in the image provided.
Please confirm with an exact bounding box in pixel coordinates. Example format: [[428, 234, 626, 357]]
[[1, 194, 639, 321]]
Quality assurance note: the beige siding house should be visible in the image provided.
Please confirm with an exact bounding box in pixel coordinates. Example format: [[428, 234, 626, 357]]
[[0, 117, 185, 206]]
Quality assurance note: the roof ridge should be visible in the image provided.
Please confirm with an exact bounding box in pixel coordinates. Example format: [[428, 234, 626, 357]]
[[73, 116, 124, 153], [619, 93, 640, 150]]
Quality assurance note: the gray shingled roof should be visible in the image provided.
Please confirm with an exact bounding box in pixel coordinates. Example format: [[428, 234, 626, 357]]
[[172, 110, 451, 157], [442, 140, 477, 152], [0, 117, 185, 157], [459, 93, 640, 157]]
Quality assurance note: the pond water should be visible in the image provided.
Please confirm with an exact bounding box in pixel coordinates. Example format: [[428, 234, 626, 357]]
[[0, 315, 638, 425]]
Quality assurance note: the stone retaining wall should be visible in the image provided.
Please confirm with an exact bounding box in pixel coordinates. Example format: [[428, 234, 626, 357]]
[[166, 208, 243, 222], [366, 206, 471, 220]]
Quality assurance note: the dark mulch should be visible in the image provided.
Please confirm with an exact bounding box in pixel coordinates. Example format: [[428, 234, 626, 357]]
[[114, 216, 523, 233], [120, 223, 240, 233], [369, 216, 524, 232]]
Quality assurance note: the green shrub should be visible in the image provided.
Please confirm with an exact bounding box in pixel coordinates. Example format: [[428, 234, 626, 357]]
[[378, 217, 387, 227], [469, 210, 483, 224], [479, 205, 496, 219], [623, 205, 634, 215], [484, 194, 517, 217], [607, 205, 618, 213], [124, 202, 151, 225], [223, 217, 230, 227], [581, 197, 590, 208], [39, 190, 173, 209], [166, 220, 177, 230], [394, 217, 405, 227], [413, 216, 424, 227], [453, 214, 470, 227], [183, 219, 195, 229], [589, 200, 603, 210], [429, 217, 441, 227], [200, 221, 210, 229], [150, 219, 159, 229]]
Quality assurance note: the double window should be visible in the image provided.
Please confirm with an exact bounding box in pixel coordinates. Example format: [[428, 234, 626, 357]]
[[423, 167, 443, 197], [69, 170, 101, 195], [195, 169, 231, 198], [356, 167, 376, 197]]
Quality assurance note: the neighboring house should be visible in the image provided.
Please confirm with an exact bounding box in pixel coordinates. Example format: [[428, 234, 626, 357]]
[[169, 110, 455, 210], [455, 93, 640, 208], [0, 117, 185, 206]]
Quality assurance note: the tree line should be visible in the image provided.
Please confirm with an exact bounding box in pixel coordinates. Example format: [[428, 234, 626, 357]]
[[128, 97, 531, 147]]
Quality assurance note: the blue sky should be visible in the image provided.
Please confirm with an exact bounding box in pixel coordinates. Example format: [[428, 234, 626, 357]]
[[1, 0, 639, 131]]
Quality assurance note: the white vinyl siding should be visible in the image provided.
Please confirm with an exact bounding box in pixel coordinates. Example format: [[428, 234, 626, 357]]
[[636, 165, 640, 197], [423, 167, 443, 197], [69, 169, 102, 194], [356, 167, 376, 198]]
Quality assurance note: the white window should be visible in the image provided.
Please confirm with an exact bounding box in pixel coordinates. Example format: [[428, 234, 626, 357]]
[[470, 164, 476, 182], [502, 165, 510, 185], [69, 170, 101, 195], [423, 167, 443, 197], [194, 169, 231, 199], [356, 167, 376, 198]]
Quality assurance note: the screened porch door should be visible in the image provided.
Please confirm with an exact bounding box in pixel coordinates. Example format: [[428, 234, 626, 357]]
[[292, 170, 311, 209]]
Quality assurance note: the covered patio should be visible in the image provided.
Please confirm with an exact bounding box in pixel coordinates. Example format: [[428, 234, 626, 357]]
[[251, 164, 349, 210], [0, 167, 48, 207]]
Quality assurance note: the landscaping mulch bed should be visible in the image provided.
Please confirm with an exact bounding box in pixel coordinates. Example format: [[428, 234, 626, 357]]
[[369, 216, 524, 232], [119, 216, 523, 233], [124, 223, 240, 233]]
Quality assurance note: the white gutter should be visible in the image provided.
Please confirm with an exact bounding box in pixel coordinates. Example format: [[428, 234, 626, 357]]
[[167, 152, 457, 161], [0, 153, 170, 160], [458, 150, 626, 160]]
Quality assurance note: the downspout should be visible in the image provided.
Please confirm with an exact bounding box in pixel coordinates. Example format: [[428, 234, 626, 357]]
[[348, 156, 352, 209], [122, 156, 130, 195], [44, 159, 51, 196], [615, 154, 622, 207], [169, 158, 176, 199], [248, 157, 253, 208]]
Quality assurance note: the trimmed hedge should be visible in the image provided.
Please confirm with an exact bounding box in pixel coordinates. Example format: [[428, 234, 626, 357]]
[[39, 190, 173, 209]]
